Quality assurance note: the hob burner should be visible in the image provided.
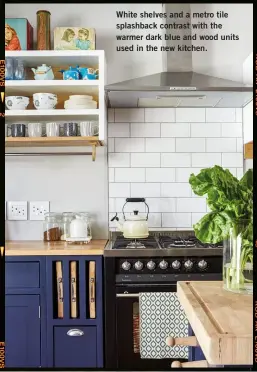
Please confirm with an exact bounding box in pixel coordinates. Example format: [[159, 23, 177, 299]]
[[112, 236, 159, 249]]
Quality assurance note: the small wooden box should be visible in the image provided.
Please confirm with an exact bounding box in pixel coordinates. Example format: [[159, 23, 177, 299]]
[[244, 141, 253, 159], [54, 27, 96, 51], [5, 18, 33, 50]]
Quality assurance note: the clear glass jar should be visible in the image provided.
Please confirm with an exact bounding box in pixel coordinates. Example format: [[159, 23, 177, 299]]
[[5, 58, 14, 80], [43, 212, 61, 241], [14, 59, 26, 80], [60, 212, 74, 241], [80, 212, 92, 238], [223, 220, 253, 294]]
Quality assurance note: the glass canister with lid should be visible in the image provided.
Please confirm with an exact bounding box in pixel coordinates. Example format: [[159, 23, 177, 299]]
[[60, 212, 75, 241], [69, 212, 92, 240], [43, 212, 61, 241]]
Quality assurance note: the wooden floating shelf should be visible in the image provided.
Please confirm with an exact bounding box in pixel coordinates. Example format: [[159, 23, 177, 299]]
[[5, 137, 102, 161], [244, 141, 253, 159]]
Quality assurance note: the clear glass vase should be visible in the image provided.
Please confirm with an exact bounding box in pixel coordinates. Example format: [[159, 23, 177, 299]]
[[223, 221, 253, 294]]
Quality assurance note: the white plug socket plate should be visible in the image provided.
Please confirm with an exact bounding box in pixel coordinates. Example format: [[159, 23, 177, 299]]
[[29, 201, 50, 221], [7, 201, 28, 220]]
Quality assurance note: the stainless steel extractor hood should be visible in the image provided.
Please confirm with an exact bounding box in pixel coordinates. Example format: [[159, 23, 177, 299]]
[[105, 4, 252, 108]]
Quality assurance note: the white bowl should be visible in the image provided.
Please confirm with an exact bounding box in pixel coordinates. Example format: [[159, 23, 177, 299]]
[[64, 100, 97, 109], [5, 96, 29, 110], [33, 93, 57, 110], [69, 95, 93, 101]]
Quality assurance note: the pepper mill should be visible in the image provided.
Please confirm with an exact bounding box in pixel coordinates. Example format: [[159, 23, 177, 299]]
[[37, 10, 51, 50]]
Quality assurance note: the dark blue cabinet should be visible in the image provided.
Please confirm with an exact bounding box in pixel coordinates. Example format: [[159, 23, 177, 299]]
[[5, 295, 41, 368]]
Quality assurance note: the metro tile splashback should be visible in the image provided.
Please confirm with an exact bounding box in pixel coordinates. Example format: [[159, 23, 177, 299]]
[[108, 108, 244, 230]]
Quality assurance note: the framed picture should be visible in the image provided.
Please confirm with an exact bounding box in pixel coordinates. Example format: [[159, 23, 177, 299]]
[[5, 18, 33, 50], [54, 27, 96, 51]]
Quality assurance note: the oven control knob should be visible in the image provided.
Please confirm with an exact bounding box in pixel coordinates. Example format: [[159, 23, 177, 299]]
[[134, 261, 144, 271], [122, 261, 131, 271], [159, 260, 168, 270], [147, 260, 156, 270], [172, 260, 181, 270], [184, 260, 193, 270], [198, 260, 207, 270]]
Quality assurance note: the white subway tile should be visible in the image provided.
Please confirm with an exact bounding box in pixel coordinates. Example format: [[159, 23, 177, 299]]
[[177, 198, 206, 212], [237, 168, 244, 179], [221, 122, 242, 137], [235, 108, 243, 123], [162, 213, 191, 228], [146, 168, 175, 182], [145, 108, 175, 122], [131, 123, 160, 137], [109, 198, 116, 212], [131, 153, 160, 167], [146, 138, 175, 152], [161, 123, 190, 137], [222, 153, 243, 167], [108, 153, 130, 167], [236, 138, 243, 152], [176, 108, 205, 122], [176, 138, 205, 152], [115, 108, 144, 122], [115, 198, 146, 213], [192, 153, 221, 167], [147, 213, 162, 227], [206, 108, 236, 122], [176, 168, 202, 182], [131, 183, 161, 197], [115, 168, 145, 182], [109, 168, 115, 182], [161, 183, 191, 197], [108, 138, 115, 152], [109, 183, 130, 197], [192, 213, 206, 226], [115, 138, 145, 152], [145, 198, 176, 213], [108, 108, 114, 122], [206, 138, 237, 152], [108, 123, 130, 137], [191, 123, 221, 137], [161, 153, 191, 167], [226, 168, 237, 177]]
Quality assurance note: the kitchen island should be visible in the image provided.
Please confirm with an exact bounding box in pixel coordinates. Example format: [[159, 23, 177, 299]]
[[172, 281, 253, 367], [5, 240, 107, 368]]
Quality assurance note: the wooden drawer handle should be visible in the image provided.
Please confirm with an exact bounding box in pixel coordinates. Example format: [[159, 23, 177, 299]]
[[67, 328, 84, 337], [171, 360, 208, 368], [166, 336, 198, 347]]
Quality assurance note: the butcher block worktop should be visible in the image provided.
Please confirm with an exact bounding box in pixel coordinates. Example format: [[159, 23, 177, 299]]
[[177, 281, 253, 366], [5, 240, 108, 255]]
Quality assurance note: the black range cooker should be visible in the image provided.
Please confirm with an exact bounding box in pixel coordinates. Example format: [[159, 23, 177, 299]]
[[104, 232, 223, 370]]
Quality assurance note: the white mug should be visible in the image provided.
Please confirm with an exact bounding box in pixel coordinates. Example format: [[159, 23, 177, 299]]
[[79, 121, 99, 136], [28, 123, 42, 137], [46, 122, 59, 137]]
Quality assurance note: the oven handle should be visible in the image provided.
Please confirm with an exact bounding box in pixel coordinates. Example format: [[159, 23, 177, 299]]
[[116, 293, 139, 298]]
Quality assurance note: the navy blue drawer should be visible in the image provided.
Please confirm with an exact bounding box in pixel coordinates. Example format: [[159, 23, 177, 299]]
[[53, 326, 97, 368], [5, 262, 40, 288]]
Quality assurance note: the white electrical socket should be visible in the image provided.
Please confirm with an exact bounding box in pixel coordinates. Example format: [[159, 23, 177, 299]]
[[7, 201, 28, 221], [29, 201, 50, 221]]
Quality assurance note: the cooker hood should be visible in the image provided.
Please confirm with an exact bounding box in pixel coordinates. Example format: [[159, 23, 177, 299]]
[[105, 4, 252, 108]]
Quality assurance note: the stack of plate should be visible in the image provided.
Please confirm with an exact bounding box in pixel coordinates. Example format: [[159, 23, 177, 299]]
[[64, 95, 97, 109]]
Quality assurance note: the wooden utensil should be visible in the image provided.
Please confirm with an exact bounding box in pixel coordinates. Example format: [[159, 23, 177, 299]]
[[70, 261, 78, 318], [89, 261, 96, 319], [56, 261, 64, 318]]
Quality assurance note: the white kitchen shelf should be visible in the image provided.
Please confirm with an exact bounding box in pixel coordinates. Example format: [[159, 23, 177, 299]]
[[5, 80, 99, 95], [5, 50, 106, 140], [5, 109, 99, 122]]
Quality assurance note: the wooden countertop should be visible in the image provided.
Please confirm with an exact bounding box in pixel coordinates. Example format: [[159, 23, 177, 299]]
[[177, 281, 253, 366], [5, 240, 108, 255]]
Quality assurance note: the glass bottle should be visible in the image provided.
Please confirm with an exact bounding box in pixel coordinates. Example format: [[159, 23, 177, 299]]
[[14, 59, 25, 80], [5, 58, 13, 80], [60, 212, 74, 241], [223, 220, 253, 294], [43, 212, 61, 241]]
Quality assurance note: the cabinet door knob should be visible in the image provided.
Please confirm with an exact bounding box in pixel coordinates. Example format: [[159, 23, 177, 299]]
[[166, 336, 198, 347], [67, 328, 84, 336]]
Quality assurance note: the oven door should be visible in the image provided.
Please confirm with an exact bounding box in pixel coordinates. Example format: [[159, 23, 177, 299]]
[[116, 283, 187, 370]]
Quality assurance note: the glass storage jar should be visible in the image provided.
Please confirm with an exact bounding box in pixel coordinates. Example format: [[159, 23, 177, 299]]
[[223, 220, 253, 294], [80, 212, 92, 239], [60, 212, 74, 241], [43, 212, 61, 241]]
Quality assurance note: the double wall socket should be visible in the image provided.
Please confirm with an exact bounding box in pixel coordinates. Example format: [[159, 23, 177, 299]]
[[7, 201, 28, 220], [29, 201, 50, 221]]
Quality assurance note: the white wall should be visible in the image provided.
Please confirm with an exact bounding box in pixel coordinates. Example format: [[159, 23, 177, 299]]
[[108, 108, 244, 230], [5, 3, 164, 84], [190, 3, 252, 82]]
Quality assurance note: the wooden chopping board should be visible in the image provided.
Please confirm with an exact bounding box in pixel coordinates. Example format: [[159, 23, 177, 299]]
[[176, 281, 253, 366]]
